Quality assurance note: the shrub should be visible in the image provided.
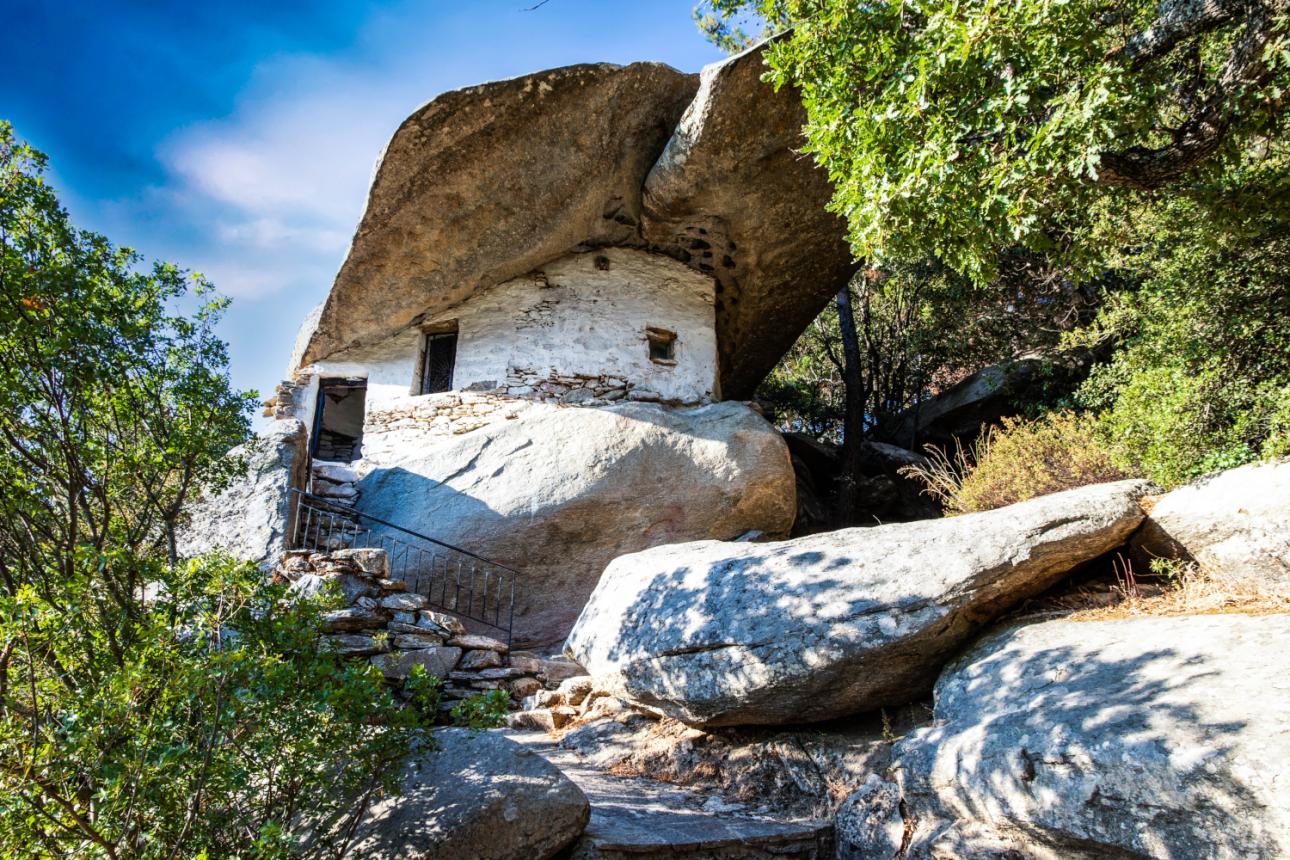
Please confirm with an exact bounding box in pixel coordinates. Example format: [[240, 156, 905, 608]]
[[901, 412, 1128, 514], [0, 124, 432, 857], [0, 555, 431, 858]]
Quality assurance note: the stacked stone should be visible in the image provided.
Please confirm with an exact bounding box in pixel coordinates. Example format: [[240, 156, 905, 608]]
[[504, 675, 641, 732], [262, 376, 307, 420], [363, 392, 528, 437], [274, 547, 586, 710], [501, 366, 637, 405]]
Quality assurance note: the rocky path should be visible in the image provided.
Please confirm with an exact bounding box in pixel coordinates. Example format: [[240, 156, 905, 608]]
[[502, 730, 834, 859]]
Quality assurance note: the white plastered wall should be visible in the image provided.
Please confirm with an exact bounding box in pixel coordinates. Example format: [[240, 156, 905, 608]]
[[292, 248, 718, 434], [431, 247, 717, 401]]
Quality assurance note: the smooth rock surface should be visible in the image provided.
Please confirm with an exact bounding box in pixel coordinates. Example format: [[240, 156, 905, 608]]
[[567, 480, 1151, 726], [866, 614, 1290, 860], [299, 63, 698, 368], [356, 400, 795, 647], [1132, 459, 1290, 590], [349, 729, 589, 859], [642, 42, 853, 399], [176, 420, 308, 566]]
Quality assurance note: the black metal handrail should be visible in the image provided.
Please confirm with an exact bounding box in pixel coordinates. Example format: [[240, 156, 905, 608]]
[[288, 488, 517, 644]]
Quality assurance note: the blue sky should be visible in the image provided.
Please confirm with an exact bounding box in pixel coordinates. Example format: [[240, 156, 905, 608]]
[[3, 0, 725, 411]]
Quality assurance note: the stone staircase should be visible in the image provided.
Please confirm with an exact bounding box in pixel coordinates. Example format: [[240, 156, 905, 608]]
[[299, 461, 362, 550]]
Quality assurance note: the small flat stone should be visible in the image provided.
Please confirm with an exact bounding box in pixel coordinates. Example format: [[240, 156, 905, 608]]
[[476, 667, 529, 680], [448, 633, 508, 653], [321, 607, 387, 633], [506, 652, 543, 673], [324, 634, 389, 658], [510, 677, 543, 699], [330, 547, 389, 576], [379, 592, 428, 611], [420, 610, 467, 636], [459, 649, 503, 670], [393, 633, 445, 650], [370, 647, 462, 680], [505, 710, 556, 732]]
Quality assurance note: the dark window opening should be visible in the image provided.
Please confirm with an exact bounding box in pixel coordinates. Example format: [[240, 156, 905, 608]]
[[312, 378, 366, 462], [646, 327, 677, 365], [420, 323, 459, 394]]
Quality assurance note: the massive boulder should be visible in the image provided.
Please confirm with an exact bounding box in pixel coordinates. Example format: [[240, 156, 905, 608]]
[[355, 400, 796, 648], [566, 480, 1152, 727], [642, 42, 854, 399], [1132, 458, 1290, 590], [848, 614, 1290, 859], [349, 729, 589, 859], [176, 419, 308, 566], [299, 63, 699, 367]]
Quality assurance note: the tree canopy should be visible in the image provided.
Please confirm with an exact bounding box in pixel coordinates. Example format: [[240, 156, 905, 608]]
[[704, 0, 1289, 279]]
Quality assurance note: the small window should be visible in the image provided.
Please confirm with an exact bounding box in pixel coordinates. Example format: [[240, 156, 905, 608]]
[[420, 321, 458, 394], [646, 327, 677, 365]]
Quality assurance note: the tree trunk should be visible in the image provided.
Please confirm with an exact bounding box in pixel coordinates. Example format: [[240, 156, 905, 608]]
[[834, 284, 866, 526]]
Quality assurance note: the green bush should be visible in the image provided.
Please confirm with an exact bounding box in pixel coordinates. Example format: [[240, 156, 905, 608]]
[[0, 124, 432, 857], [902, 413, 1128, 514], [0, 555, 430, 858], [1076, 178, 1290, 488]]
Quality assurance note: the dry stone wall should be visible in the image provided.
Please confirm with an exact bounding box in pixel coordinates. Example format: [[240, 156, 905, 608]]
[[273, 547, 586, 711]]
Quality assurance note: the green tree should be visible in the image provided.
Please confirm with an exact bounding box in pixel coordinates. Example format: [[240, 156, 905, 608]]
[[702, 1, 1290, 486], [700, 0, 1289, 279], [0, 123, 432, 857]]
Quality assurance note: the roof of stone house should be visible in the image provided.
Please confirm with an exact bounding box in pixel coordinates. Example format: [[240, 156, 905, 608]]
[[296, 44, 855, 399]]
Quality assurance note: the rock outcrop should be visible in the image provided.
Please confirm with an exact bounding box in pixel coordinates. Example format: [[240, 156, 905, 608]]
[[566, 480, 1151, 727], [641, 42, 854, 398], [296, 46, 855, 400], [300, 63, 699, 368], [845, 614, 1290, 859], [176, 419, 308, 566], [356, 400, 796, 647], [349, 729, 590, 859], [1133, 458, 1290, 590]]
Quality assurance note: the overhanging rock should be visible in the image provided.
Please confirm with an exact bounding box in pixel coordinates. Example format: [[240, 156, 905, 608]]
[[300, 62, 699, 368], [642, 42, 856, 398]]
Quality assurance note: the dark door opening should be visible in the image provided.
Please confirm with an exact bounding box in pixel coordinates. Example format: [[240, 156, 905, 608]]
[[312, 378, 366, 462]]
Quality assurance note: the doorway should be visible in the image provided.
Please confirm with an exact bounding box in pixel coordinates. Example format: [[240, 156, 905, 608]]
[[312, 377, 367, 462]]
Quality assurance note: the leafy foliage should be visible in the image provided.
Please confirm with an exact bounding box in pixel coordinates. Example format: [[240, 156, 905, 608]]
[[449, 690, 512, 730], [901, 412, 1126, 514], [0, 557, 429, 858], [702, 1, 1289, 488], [702, 0, 1290, 280], [0, 123, 436, 857], [759, 254, 1098, 444], [1076, 164, 1290, 486]]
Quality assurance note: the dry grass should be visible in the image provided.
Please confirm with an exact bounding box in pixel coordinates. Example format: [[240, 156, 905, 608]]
[[1015, 556, 1290, 622], [900, 413, 1126, 515]]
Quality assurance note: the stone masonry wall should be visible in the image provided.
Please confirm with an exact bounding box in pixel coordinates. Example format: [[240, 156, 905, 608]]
[[273, 547, 586, 712]]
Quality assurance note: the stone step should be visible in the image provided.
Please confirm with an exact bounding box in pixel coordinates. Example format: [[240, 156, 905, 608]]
[[503, 731, 834, 859]]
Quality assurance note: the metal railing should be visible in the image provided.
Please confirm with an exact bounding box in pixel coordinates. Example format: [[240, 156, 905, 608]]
[[288, 488, 517, 644]]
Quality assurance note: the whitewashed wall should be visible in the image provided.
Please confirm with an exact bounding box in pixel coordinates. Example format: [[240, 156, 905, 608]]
[[291, 248, 718, 434], [432, 247, 717, 402]]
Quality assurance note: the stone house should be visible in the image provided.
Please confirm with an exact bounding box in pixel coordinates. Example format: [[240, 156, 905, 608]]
[[215, 45, 856, 647]]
